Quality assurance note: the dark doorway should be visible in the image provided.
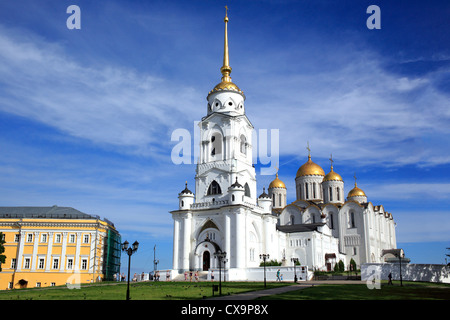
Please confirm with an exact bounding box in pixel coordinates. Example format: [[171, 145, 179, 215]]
[[18, 279, 28, 288], [203, 251, 210, 271]]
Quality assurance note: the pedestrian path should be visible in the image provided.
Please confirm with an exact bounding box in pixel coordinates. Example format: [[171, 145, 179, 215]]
[[207, 280, 365, 300], [207, 283, 312, 300]]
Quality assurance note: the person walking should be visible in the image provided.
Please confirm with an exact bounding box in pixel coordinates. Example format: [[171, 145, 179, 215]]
[[388, 272, 393, 285], [276, 269, 281, 281]]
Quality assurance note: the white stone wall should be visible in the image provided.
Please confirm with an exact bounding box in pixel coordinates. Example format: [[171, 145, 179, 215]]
[[361, 263, 450, 283]]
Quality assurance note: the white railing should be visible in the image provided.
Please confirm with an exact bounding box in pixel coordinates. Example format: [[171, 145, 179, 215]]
[[191, 200, 229, 209]]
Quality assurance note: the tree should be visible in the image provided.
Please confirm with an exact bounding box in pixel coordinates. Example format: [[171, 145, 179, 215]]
[[338, 260, 345, 272], [0, 232, 6, 272], [334, 261, 339, 272], [349, 258, 357, 272]]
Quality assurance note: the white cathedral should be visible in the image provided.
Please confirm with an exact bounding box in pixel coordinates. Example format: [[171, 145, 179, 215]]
[[170, 10, 397, 280]]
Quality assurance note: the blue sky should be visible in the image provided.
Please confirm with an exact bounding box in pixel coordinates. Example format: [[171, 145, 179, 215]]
[[0, 0, 449, 274]]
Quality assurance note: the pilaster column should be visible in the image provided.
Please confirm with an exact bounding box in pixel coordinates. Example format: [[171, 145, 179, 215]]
[[224, 214, 230, 260], [235, 211, 243, 268], [74, 232, 82, 271], [59, 232, 68, 271], [182, 213, 192, 270], [16, 231, 26, 272], [172, 218, 180, 270], [45, 232, 54, 271], [263, 216, 271, 254], [89, 232, 96, 273], [31, 232, 40, 271]]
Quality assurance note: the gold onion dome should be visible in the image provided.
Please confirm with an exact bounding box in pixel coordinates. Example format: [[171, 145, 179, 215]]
[[323, 166, 343, 182], [296, 155, 325, 178], [269, 173, 286, 189], [208, 7, 245, 98], [348, 182, 366, 197]]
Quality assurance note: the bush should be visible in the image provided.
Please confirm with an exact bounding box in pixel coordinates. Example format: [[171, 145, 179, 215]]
[[259, 259, 282, 267]]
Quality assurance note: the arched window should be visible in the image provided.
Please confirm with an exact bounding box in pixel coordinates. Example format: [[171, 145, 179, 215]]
[[305, 183, 309, 199], [329, 213, 334, 229], [232, 195, 235, 201], [272, 194, 275, 206], [210, 132, 222, 158], [350, 212, 356, 228], [290, 215, 295, 225], [244, 183, 251, 197], [279, 194, 282, 207], [337, 188, 340, 201], [207, 180, 222, 195], [240, 135, 247, 154], [329, 186, 333, 201], [313, 183, 316, 198]]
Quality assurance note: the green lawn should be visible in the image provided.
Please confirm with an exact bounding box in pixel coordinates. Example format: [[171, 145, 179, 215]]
[[0, 281, 292, 300], [257, 281, 450, 300], [0, 280, 448, 300]]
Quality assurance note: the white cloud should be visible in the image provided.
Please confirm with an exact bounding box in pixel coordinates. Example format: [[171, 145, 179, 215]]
[[394, 77, 429, 91], [242, 45, 450, 167], [1, 21, 449, 168], [366, 183, 450, 200], [0, 25, 202, 158], [394, 211, 450, 243]]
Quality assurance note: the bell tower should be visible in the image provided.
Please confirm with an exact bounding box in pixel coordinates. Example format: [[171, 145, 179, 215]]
[[195, 7, 256, 205]]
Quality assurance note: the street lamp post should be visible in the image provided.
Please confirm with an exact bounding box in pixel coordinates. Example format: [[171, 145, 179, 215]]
[[214, 250, 227, 295], [291, 258, 299, 283], [122, 240, 139, 300], [223, 258, 228, 282], [153, 244, 159, 280], [260, 254, 270, 288], [399, 253, 403, 287]]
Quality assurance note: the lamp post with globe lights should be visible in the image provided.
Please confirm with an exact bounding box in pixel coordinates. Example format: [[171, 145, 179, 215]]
[[122, 240, 139, 300], [260, 254, 270, 288]]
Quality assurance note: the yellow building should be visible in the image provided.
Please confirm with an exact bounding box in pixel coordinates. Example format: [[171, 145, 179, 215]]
[[0, 206, 121, 290]]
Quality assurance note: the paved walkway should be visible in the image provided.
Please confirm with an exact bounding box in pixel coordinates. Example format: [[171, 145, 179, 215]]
[[207, 280, 365, 300]]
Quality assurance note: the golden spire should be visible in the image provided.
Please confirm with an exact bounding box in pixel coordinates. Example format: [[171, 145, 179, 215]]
[[221, 6, 232, 83], [208, 6, 244, 97]]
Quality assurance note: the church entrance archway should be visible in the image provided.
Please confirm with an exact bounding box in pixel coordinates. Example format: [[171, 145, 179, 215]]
[[203, 251, 210, 271]]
